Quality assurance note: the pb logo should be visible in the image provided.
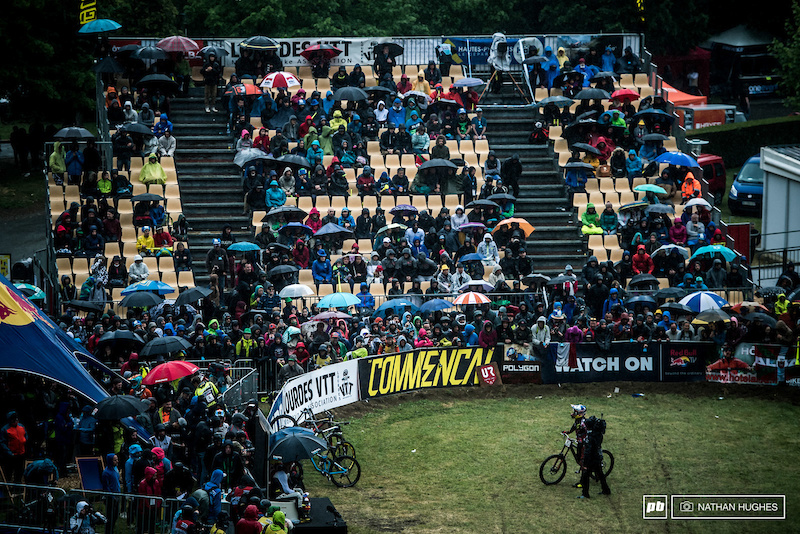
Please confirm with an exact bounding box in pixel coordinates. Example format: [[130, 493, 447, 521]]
[[643, 495, 668, 519]]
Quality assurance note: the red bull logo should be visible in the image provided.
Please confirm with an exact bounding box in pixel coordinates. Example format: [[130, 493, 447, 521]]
[[670, 356, 696, 367], [0, 284, 49, 327]]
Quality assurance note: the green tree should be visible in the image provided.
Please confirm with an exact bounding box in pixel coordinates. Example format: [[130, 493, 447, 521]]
[[771, 1, 800, 109], [0, 0, 95, 121], [104, 0, 179, 36]]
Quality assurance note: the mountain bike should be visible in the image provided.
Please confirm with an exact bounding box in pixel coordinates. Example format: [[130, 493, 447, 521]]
[[539, 431, 614, 485]]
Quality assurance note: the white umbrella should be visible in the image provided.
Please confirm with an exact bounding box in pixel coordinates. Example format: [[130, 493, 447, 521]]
[[260, 71, 301, 88], [653, 244, 690, 259], [684, 198, 712, 210], [279, 284, 314, 298], [453, 292, 491, 306], [679, 291, 729, 312]]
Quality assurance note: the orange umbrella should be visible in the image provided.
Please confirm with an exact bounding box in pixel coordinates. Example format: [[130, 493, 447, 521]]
[[728, 301, 769, 314], [492, 218, 535, 238], [453, 292, 491, 306]]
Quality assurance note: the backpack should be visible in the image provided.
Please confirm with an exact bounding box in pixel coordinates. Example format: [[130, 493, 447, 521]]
[[585, 415, 606, 448]]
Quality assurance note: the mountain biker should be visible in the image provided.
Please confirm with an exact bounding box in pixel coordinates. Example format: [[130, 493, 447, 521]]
[[579, 416, 611, 498], [564, 404, 587, 487]]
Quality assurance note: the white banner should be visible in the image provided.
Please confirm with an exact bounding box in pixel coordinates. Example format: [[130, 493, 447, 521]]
[[267, 359, 360, 423]]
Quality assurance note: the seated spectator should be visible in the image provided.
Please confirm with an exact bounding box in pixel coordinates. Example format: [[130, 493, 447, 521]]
[[356, 166, 376, 198], [107, 255, 128, 287], [685, 213, 705, 248], [174, 242, 192, 271], [411, 125, 430, 154], [153, 225, 175, 253], [311, 250, 333, 292], [681, 168, 701, 203], [430, 135, 449, 160], [153, 114, 173, 137], [103, 210, 122, 242], [129, 254, 150, 282], [137, 225, 156, 255], [471, 108, 487, 139], [157, 130, 176, 158], [632, 244, 654, 274], [140, 154, 167, 187], [580, 203, 604, 235], [625, 149, 643, 187], [599, 202, 618, 235], [265, 180, 287, 208]]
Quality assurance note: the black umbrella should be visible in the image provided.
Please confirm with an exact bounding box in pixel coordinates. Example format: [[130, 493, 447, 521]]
[[131, 46, 168, 60], [744, 312, 777, 327], [131, 193, 165, 202], [522, 55, 546, 65], [536, 95, 574, 108], [552, 71, 584, 87], [695, 309, 731, 323], [198, 45, 228, 58], [121, 122, 155, 136], [239, 309, 271, 323], [94, 395, 149, 420], [136, 73, 179, 93], [546, 275, 577, 286], [54, 127, 95, 140], [522, 273, 551, 286], [139, 336, 193, 357], [655, 287, 687, 300], [418, 158, 457, 171], [269, 427, 328, 462], [628, 273, 659, 287], [276, 154, 311, 169], [174, 287, 213, 307], [115, 44, 141, 55], [98, 329, 145, 345], [266, 206, 308, 221], [364, 86, 393, 95], [466, 199, 500, 210], [626, 295, 657, 308], [315, 222, 354, 238], [333, 86, 369, 101], [591, 71, 617, 80], [755, 286, 784, 298], [119, 292, 163, 308], [373, 41, 404, 58], [576, 110, 599, 121], [571, 142, 601, 155], [240, 36, 279, 50], [92, 57, 125, 74], [659, 302, 694, 316], [488, 193, 516, 203], [574, 88, 611, 100], [269, 265, 300, 277], [66, 300, 105, 312], [266, 243, 292, 253], [642, 133, 669, 142], [564, 161, 595, 170]]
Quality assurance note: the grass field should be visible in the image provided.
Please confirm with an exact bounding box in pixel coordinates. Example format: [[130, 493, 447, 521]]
[[0, 161, 45, 212], [303, 383, 800, 533]]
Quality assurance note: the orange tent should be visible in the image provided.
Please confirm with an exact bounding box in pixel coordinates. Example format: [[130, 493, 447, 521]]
[[661, 82, 707, 106]]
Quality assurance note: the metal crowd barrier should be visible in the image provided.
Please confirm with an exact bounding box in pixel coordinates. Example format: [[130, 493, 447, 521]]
[[221, 368, 259, 409], [0, 482, 68, 532]]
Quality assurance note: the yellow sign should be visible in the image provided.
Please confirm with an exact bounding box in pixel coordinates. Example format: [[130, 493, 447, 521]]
[[79, 0, 97, 25], [0, 255, 9, 279], [360, 347, 493, 398]]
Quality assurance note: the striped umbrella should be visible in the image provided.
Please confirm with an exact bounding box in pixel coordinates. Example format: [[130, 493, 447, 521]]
[[679, 291, 729, 313], [453, 292, 491, 306], [260, 71, 301, 89]]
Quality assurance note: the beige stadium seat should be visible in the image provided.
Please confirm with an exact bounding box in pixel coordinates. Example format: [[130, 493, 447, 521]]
[[604, 235, 619, 249], [161, 270, 178, 286], [535, 88, 549, 101], [369, 283, 385, 297], [474, 139, 489, 159], [158, 256, 174, 271], [588, 192, 604, 206], [604, 192, 620, 206], [609, 248, 624, 262], [177, 270, 194, 287], [400, 154, 416, 167], [619, 74, 635, 89], [598, 178, 615, 195], [554, 138, 569, 153], [638, 86, 654, 99], [143, 256, 158, 271], [584, 179, 600, 193], [572, 193, 589, 207], [588, 234, 604, 250], [384, 154, 400, 169], [619, 191, 636, 205], [634, 73, 649, 87], [57, 257, 73, 276], [549, 125, 563, 139], [592, 247, 609, 262]]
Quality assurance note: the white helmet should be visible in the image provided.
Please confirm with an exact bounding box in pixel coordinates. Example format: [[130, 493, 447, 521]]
[[571, 404, 586, 419]]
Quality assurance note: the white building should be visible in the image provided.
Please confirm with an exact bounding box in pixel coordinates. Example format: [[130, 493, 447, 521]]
[[760, 146, 800, 252]]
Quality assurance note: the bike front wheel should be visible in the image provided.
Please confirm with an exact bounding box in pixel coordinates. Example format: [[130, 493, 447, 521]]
[[539, 454, 567, 485], [601, 450, 614, 478], [269, 414, 297, 431], [329, 455, 361, 488], [331, 439, 356, 459]]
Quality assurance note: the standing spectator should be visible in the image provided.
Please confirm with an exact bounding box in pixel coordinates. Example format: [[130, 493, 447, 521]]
[[0, 411, 27, 483], [202, 52, 223, 113], [65, 141, 84, 185]]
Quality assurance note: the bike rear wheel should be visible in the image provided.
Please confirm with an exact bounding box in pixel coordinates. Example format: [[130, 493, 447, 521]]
[[331, 439, 356, 459], [269, 414, 297, 431], [539, 454, 567, 485], [329, 455, 361, 488]]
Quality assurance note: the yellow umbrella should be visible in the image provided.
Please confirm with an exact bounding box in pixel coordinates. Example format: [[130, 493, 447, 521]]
[[492, 218, 535, 238]]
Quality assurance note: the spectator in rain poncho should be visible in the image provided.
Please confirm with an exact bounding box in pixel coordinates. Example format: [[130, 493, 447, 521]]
[[477, 233, 500, 264], [139, 153, 167, 185]]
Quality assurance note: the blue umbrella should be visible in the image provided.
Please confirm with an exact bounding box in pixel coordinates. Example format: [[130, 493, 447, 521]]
[[314, 222, 354, 238], [459, 253, 485, 262], [372, 298, 419, 318], [420, 298, 454, 314], [690, 245, 738, 262], [227, 241, 262, 252], [317, 292, 361, 309], [78, 19, 122, 34], [278, 222, 314, 236], [655, 151, 699, 168], [121, 280, 175, 296], [454, 77, 485, 88], [679, 291, 729, 312], [633, 108, 675, 123]]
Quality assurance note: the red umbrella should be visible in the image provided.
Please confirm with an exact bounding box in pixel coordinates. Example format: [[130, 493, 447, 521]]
[[260, 71, 301, 89], [610, 88, 640, 101], [300, 44, 343, 61], [225, 83, 263, 96], [142, 361, 199, 385], [156, 36, 200, 53]]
